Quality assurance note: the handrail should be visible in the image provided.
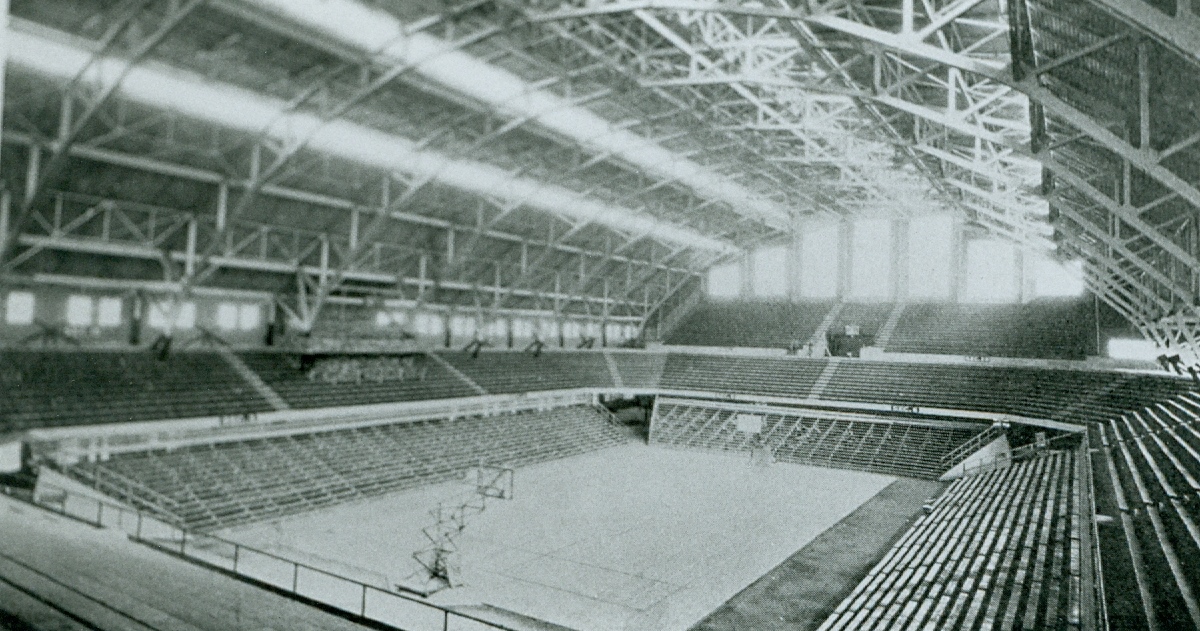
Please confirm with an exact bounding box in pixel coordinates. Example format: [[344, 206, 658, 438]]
[[1078, 431, 1107, 631], [71, 462, 183, 511], [940, 424, 1003, 465], [15, 483, 521, 631]]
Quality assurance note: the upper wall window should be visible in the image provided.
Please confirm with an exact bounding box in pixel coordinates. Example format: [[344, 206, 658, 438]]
[[65, 295, 95, 327], [907, 215, 954, 300], [752, 246, 788, 297], [97, 297, 123, 327], [800, 224, 839, 298], [850, 219, 891, 299], [4, 291, 35, 325], [706, 262, 741, 298]]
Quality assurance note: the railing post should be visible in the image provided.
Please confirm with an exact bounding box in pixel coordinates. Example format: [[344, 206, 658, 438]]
[[180, 529, 187, 555], [444, 609, 450, 631], [292, 564, 299, 592], [136, 511, 143, 540], [96, 501, 103, 526], [361, 584, 368, 617], [233, 544, 239, 573]]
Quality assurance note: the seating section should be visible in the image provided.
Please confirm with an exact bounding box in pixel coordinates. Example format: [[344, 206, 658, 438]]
[[608, 352, 667, 388], [3, 349, 1189, 434], [0, 351, 270, 431], [667, 299, 1094, 359], [886, 300, 1095, 360], [650, 401, 983, 479], [1094, 394, 1200, 630], [436, 351, 614, 393], [68, 405, 627, 531], [819, 361, 1189, 424], [828, 302, 893, 337], [239, 352, 477, 408], [658, 354, 826, 399], [818, 450, 1082, 631], [666, 300, 834, 348]]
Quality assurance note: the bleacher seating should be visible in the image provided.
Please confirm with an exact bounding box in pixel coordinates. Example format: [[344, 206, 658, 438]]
[[827, 302, 893, 338], [819, 361, 1189, 424], [436, 351, 614, 393], [239, 351, 477, 409], [650, 401, 983, 479], [666, 298, 1095, 360], [666, 300, 834, 348], [0, 350, 270, 431], [68, 405, 627, 531], [818, 450, 1082, 631], [885, 300, 1095, 360], [3, 348, 1190, 437], [608, 352, 667, 389], [658, 353, 826, 399], [1095, 396, 1200, 630]]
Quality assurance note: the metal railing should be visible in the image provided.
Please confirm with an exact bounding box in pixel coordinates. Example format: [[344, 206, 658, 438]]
[[23, 484, 518, 631]]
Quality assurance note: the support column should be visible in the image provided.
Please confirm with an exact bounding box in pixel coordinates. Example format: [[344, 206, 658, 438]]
[[892, 217, 909, 301], [216, 182, 228, 231], [1014, 245, 1028, 303], [950, 220, 966, 303], [837, 219, 853, 299], [739, 252, 753, 297], [184, 218, 198, 277], [789, 221, 804, 300], [0, 191, 10, 252]]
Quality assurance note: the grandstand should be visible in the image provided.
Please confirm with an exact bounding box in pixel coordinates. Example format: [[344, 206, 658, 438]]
[[2, 1, 1200, 631]]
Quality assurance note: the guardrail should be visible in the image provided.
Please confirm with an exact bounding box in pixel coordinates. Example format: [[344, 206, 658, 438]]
[[21, 484, 518, 631]]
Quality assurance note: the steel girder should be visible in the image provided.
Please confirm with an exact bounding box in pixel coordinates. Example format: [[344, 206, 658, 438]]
[[529, 0, 1200, 347], [2, 188, 668, 314], [0, 0, 204, 264]]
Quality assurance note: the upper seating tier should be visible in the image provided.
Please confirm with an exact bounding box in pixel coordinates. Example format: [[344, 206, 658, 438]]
[[2, 349, 1190, 433], [667, 298, 1095, 360], [0, 350, 271, 431]]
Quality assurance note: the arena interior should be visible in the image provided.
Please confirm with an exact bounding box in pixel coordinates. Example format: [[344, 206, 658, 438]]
[[1, 1, 1200, 630]]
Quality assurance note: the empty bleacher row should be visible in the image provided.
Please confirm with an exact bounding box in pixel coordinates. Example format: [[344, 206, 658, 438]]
[[666, 300, 835, 348], [667, 299, 1095, 360], [1093, 392, 1200, 630], [828, 302, 893, 338], [607, 351, 667, 389], [658, 353, 826, 399], [240, 352, 478, 409], [1, 349, 1190, 433], [886, 301, 1095, 360], [0, 350, 272, 431], [65, 405, 627, 532], [660, 354, 1190, 424], [817, 450, 1082, 631], [437, 351, 614, 393], [650, 401, 982, 479]]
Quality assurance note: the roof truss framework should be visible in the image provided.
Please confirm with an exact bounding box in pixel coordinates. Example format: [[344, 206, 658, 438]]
[[1, 0, 1198, 350], [526, 0, 1200, 354]]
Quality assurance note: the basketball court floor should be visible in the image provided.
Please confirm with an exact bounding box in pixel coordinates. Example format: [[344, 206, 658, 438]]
[[224, 445, 894, 631]]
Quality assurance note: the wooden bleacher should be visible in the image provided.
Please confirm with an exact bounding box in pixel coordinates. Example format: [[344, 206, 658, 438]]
[[665, 300, 834, 348], [435, 351, 614, 393], [238, 352, 478, 409], [0, 350, 271, 431], [885, 300, 1095, 360], [817, 449, 1082, 630], [67, 405, 628, 532], [658, 354, 826, 399], [650, 400, 983, 480], [1096, 395, 1200, 629]]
